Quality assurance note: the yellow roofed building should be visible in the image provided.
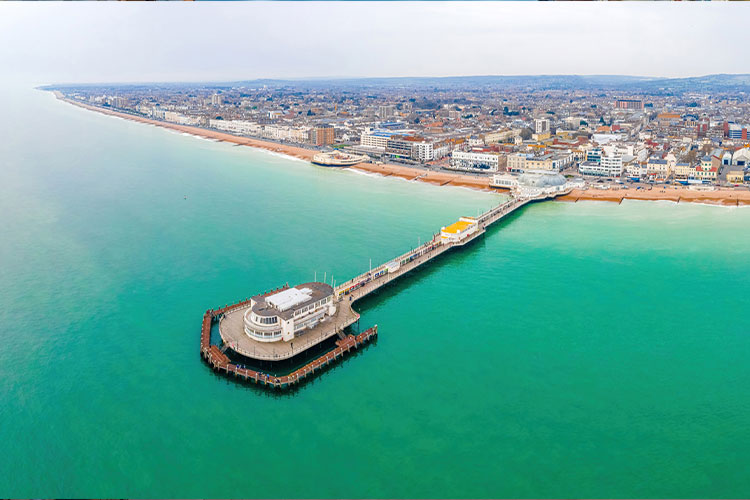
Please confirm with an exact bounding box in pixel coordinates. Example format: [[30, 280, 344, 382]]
[[441, 217, 478, 244]]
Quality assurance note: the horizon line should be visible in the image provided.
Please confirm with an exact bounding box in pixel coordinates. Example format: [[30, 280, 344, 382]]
[[40, 72, 750, 88]]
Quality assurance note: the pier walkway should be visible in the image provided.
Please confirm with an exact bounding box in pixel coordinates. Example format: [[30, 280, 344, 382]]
[[213, 189, 569, 363], [333, 189, 566, 303]]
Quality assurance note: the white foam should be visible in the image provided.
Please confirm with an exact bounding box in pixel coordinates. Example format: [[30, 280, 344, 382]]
[[345, 168, 387, 179], [682, 201, 742, 209], [259, 149, 308, 163], [616, 198, 743, 209], [178, 131, 217, 142]]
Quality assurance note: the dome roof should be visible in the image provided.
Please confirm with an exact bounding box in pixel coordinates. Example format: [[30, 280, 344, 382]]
[[518, 170, 567, 188]]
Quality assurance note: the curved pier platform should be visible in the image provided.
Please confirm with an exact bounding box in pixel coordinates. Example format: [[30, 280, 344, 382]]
[[199, 189, 570, 390]]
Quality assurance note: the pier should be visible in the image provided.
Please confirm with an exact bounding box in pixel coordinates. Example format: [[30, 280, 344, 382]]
[[201, 188, 570, 389], [201, 310, 378, 389]]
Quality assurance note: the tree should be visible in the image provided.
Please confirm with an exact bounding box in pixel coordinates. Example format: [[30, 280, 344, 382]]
[[685, 149, 698, 164], [519, 128, 533, 140]]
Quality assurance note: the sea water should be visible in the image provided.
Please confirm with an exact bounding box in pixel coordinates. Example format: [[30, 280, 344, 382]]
[[1, 86, 749, 498]]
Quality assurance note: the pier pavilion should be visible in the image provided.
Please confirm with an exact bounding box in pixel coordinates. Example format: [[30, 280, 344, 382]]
[[213, 186, 574, 365], [243, 282, 336, 343]]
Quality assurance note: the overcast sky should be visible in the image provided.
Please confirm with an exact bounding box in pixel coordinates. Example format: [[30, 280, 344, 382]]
[[0, 2, 747, 84]]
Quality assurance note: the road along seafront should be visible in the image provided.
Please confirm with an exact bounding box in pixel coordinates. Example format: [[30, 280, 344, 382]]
[[200, 187, 572, 390]]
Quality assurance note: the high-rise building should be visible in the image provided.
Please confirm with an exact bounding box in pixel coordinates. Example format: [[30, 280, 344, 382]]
[[309, 126, 335, 146], [615, 99, 644, 110], [534, 118, 550, 135], [378, 105, 395, 119], [211, 94, 223, 106]]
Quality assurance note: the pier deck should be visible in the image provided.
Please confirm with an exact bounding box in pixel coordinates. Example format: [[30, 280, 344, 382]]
[[202, 320, 378, 389], [219, 296, 360, 361], [205, 188, 571, 387]]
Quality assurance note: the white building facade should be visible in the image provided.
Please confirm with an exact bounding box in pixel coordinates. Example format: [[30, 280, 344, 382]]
[[243, 283, 336, 343], [450, 151, 500, 171]]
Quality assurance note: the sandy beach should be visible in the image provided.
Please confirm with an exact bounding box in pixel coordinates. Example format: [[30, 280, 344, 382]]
[[61, 97, 318, 161], [60, 95, 750, 205], [558, 186, 750, 206], [59, 96, 494, 191]]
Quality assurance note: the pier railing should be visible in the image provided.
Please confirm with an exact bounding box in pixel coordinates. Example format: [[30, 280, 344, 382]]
[[332, 189, 571, 304], [202, 324, 378, 390], [334, 233, 442, 295], [200, 187, 573, 388], [334, 195, 521, 301]]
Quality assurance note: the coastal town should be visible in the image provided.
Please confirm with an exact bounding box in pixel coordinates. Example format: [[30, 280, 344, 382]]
[[47, 76, 750, 205]]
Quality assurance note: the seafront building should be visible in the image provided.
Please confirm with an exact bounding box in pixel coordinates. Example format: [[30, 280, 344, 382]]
[[440, 217, 479, 243], [243, 283, 336, 343], [51, 78, 750, 188], [450, 150, 500, 172], [309, 126, 335, 146]]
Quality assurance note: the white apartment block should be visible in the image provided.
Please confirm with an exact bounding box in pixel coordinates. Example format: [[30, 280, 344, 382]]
[[534, 118, 550, 135], [210, 119, 262, 136], [360, 129, 390, 150], [600, 155, 624, 176], [163, 111, 202, 126], [579, 161, 614, 177], [450, 151, 500, 172], [262, 125, 309, 143], [412, 142, 434, 162], [433, 143, 450, 160], [602, 143, 634, 157]]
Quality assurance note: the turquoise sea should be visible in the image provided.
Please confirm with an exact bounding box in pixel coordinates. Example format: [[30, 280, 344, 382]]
[[1, 87, 749, 498]]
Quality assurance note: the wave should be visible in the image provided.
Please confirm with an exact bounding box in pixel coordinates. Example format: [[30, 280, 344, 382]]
[[179, 132, 217, 142], [619, 198, 745, 209], [344, 168, 387, 179], [682, 201, 745, 208], [258, 149, 309, 163]]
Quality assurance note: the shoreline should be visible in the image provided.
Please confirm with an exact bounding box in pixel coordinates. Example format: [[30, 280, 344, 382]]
[[58, 95, 319, 162], [56, 94, 750, 205], [56, 95, 495, 192]]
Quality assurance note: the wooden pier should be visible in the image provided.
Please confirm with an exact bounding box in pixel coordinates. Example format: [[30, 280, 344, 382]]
[[200, 189, 570, 389], [200, 306, 377, 390], [333, 189, 569, 303]]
